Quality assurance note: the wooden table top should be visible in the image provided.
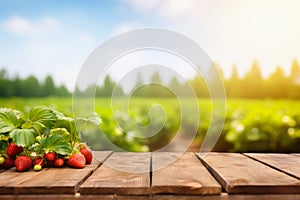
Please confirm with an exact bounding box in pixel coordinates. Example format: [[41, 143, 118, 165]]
[[1, 152, 300, 199]]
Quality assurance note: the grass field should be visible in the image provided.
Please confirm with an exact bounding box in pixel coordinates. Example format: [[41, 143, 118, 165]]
[[1, 97, 300, 152]]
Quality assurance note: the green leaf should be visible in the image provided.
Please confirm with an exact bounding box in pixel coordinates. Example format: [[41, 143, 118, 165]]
[[75, 112, 102, 134], [50, 128, 71, 142], [10, 129, 35, 147], [0, 133, 10, 141], [76, 112, 101, 127], [0, 108, 23, 133], [53, 118, 74, 133], [40, 134, 72, 155], [26, 107, 57, 130], [0, 140, 8, 152]]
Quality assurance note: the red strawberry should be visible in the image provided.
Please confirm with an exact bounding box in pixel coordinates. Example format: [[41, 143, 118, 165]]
[[6, 142, 23, 158], [0, 158, 15, 169], [54, 158, 65, 168], [80, 147, 93, 164], [69, 153, 86, 169], [33, 157, 45, 167], [15, 156, 32, 172], [44, 152, 56, 161]]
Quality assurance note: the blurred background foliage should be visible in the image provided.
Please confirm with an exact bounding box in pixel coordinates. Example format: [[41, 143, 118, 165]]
[[1, 97, 300, 152], [1, 59, 300, 152]]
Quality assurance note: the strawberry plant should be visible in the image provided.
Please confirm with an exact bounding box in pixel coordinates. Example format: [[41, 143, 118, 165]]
[[0, 106, 100, 171]]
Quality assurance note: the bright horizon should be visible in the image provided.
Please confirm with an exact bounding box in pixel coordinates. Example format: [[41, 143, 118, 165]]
[[1, 0, 300, 90]]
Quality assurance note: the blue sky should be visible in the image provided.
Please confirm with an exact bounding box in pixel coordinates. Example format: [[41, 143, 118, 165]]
[[1, 0, 300, 90]]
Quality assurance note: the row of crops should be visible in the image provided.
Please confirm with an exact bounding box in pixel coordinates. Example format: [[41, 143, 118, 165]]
[[1, 97, 300, 152]]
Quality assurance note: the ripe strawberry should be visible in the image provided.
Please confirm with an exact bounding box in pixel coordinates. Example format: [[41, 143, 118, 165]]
[[69, 153, 86, 169], [15, 156, 32, 172], [6, 142, 23, 158], [80, 147, 93, 164], [44, 152, 56, 161], [0, 158, 15, 169], [33, 157, 45, 167], [54, 158, 65, 168]]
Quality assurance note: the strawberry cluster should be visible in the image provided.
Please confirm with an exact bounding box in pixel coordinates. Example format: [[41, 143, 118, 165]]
[[0, 142, 93, 172], [0, 107, 100, 172]]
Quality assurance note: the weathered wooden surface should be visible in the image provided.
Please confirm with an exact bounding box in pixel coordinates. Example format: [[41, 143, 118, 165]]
[[3, 193, 300, 200], [0, 151, 112, 195], [79, 152, 151, 195], [1, 152, 300, 199], [152, 152, 221, 195], [197, 153, 300, 194], [245, 153, 300, 179]]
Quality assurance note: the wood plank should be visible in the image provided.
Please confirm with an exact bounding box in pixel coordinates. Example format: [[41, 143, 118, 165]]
[[152, 194, 300, 200], [245, 153, 300, 179], [15, 194, 115, 200], [79, 152, 151, 195], [151, 152, 221, 195], [4, 194, 300, 200], [0, 151, 112, 195], [197, 153, 300, 194]]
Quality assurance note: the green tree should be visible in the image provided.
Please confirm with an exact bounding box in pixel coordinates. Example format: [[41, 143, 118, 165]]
[[43, 75, 56, 97], [189, 76, 209, 98], [242, 60, 263, 98], [0, 69, 13, 97], [56, 85, 70, 97], [287, 59, 300, 98], [226, 65, 242, 98], [22, 76, 42, 97], [265, 66, 287, 98]]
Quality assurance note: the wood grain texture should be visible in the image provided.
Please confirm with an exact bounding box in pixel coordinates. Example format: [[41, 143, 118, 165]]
[[152, 152, 221, 195], [152, 194, 300, 200], [79, 152, 151, 195], [7, 194, 300, 200], [197, 153, 300, 194], [0, 151, 112, 195], [245, 153, 300, 179]]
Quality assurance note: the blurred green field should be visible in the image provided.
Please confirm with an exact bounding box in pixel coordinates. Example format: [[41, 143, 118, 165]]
[[1, 97, 300, 152]]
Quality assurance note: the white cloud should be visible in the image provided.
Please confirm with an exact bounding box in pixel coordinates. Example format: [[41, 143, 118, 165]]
[[1, 15, 60, 36], [123, 0, 200, 18]]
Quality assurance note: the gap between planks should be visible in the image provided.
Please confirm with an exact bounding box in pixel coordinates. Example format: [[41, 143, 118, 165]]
[[196, 153, 300, 194], [151, 152, 221, 195], [0, 151, 112, 195], [244, 153, 300, 181], [79, 152, 151, 195]]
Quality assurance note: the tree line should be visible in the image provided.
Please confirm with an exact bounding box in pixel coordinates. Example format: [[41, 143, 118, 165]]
[[1, 59, 300, 98], [0, 69, 70, 97], [223, 59, 300, 99], [129, 59, 300, 99]]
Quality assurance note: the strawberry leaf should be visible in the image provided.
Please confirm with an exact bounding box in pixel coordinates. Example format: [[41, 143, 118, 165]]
[[40, 134, 72, 155], [10, 128, 35, 147], [0, 140, 8, 153], [50, 128, 71, 142], [0, 108, 23, 133], [23, 107, 57, 130], [75, 112, 102, 132]]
